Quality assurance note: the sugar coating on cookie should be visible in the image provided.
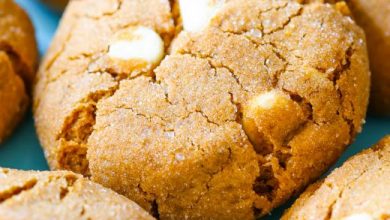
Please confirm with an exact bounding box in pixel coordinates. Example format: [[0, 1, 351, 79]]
[[346, 0, 390, 115], [0, 168, 154, 220], [0, 0, 37, 142], [34, 0, 370, 219], [282, 136, 390, 220], [306, 0, 390, 115]]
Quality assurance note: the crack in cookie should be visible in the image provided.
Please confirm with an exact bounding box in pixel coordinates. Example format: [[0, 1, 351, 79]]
[[34, 0, 370, 219]]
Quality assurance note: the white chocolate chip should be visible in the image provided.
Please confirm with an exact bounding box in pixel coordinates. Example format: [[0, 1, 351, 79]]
[[0, 172, 7, 178], [179, 0, 224, 32], [251, 90, 279, 110], [343, 213, 373, 220], [108, 26, 164, 67], [175, 153, 185, 161], [242, 90, 305, 151]]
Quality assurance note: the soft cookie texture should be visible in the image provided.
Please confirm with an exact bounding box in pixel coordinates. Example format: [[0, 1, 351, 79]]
[[0, 168, 154, 220], [34, 0, 370, 219], [342, 0, 390, 115], [282, 135, 390, 220], [305, 0, 390, 115], [0, 0, 38, 143]]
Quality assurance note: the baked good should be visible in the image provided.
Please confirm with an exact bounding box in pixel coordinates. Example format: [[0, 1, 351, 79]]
[[341, 0, 390, 115], [0, 168, 154, 220], [0, 0, 38, 143], [41, 0, 69, 11], [350, 0, 390, 115], [34, 0, 370, 219], [303, 0, 390, 115], [282, 135, 390, 220]]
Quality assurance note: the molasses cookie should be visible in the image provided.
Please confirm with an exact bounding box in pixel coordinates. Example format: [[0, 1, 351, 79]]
[[0, 0, 38, 143], [350, 0, 390, 115], [304, 0, 390, 115], [282, 135, 390, 220], [34, 0, 370, 219], [0, 168, 154, 220]]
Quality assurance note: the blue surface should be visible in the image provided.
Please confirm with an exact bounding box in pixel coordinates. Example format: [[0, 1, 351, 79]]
[[0, 1, 389, 219]]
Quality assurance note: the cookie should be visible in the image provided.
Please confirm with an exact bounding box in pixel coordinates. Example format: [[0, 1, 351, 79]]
[[341, 0, 390, 115], [41, 0, 69, 11], [303, 0, 390, 115], [0, 0, 38, 143], [34, 0, 370, 219], [0, 168, 154, 220], [282, 135, 390, 220]]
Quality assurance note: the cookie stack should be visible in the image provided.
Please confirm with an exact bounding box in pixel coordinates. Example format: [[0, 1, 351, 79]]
[[0, 0, 389, 219]]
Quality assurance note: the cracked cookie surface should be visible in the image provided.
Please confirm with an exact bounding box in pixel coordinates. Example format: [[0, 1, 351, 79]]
[[0, 168, 154, 220], [304, 0, 390, 116], [282, 135, 390, 220], [34, 0, 370, 219], [347, 0, 390, 116], [343, 0, 390, 116], [0, 0, 38, 143]]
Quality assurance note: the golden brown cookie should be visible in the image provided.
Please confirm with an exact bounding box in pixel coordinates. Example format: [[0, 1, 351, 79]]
[[342, 0, 390, 115], [0, 0, 38, 143], [282, 135, 390, 220], [34, 0, 370, 219], [303, 0, 390, 115], [41, 0, 69, 11], [0, 168, 154, 220]]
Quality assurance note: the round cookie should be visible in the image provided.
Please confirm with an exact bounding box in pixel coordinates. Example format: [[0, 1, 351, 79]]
[[0, 0, 38, 143], [0, 168, 154, 220], [282, 135, 390, 220], [41, 0, 69, 11], [34, 0, 370, 219]]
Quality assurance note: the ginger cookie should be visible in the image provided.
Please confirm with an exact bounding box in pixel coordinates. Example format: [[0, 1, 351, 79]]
[[0, 168, 154, 220], [302, 0, 390, 115], [34, 0, 370, 219], [341, 0, 390, 115], [0, 0, 38, 143], [282, 135, 390, 220]]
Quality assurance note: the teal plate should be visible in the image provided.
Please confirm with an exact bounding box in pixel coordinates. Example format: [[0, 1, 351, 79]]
[[1, 0, 389, 219]]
